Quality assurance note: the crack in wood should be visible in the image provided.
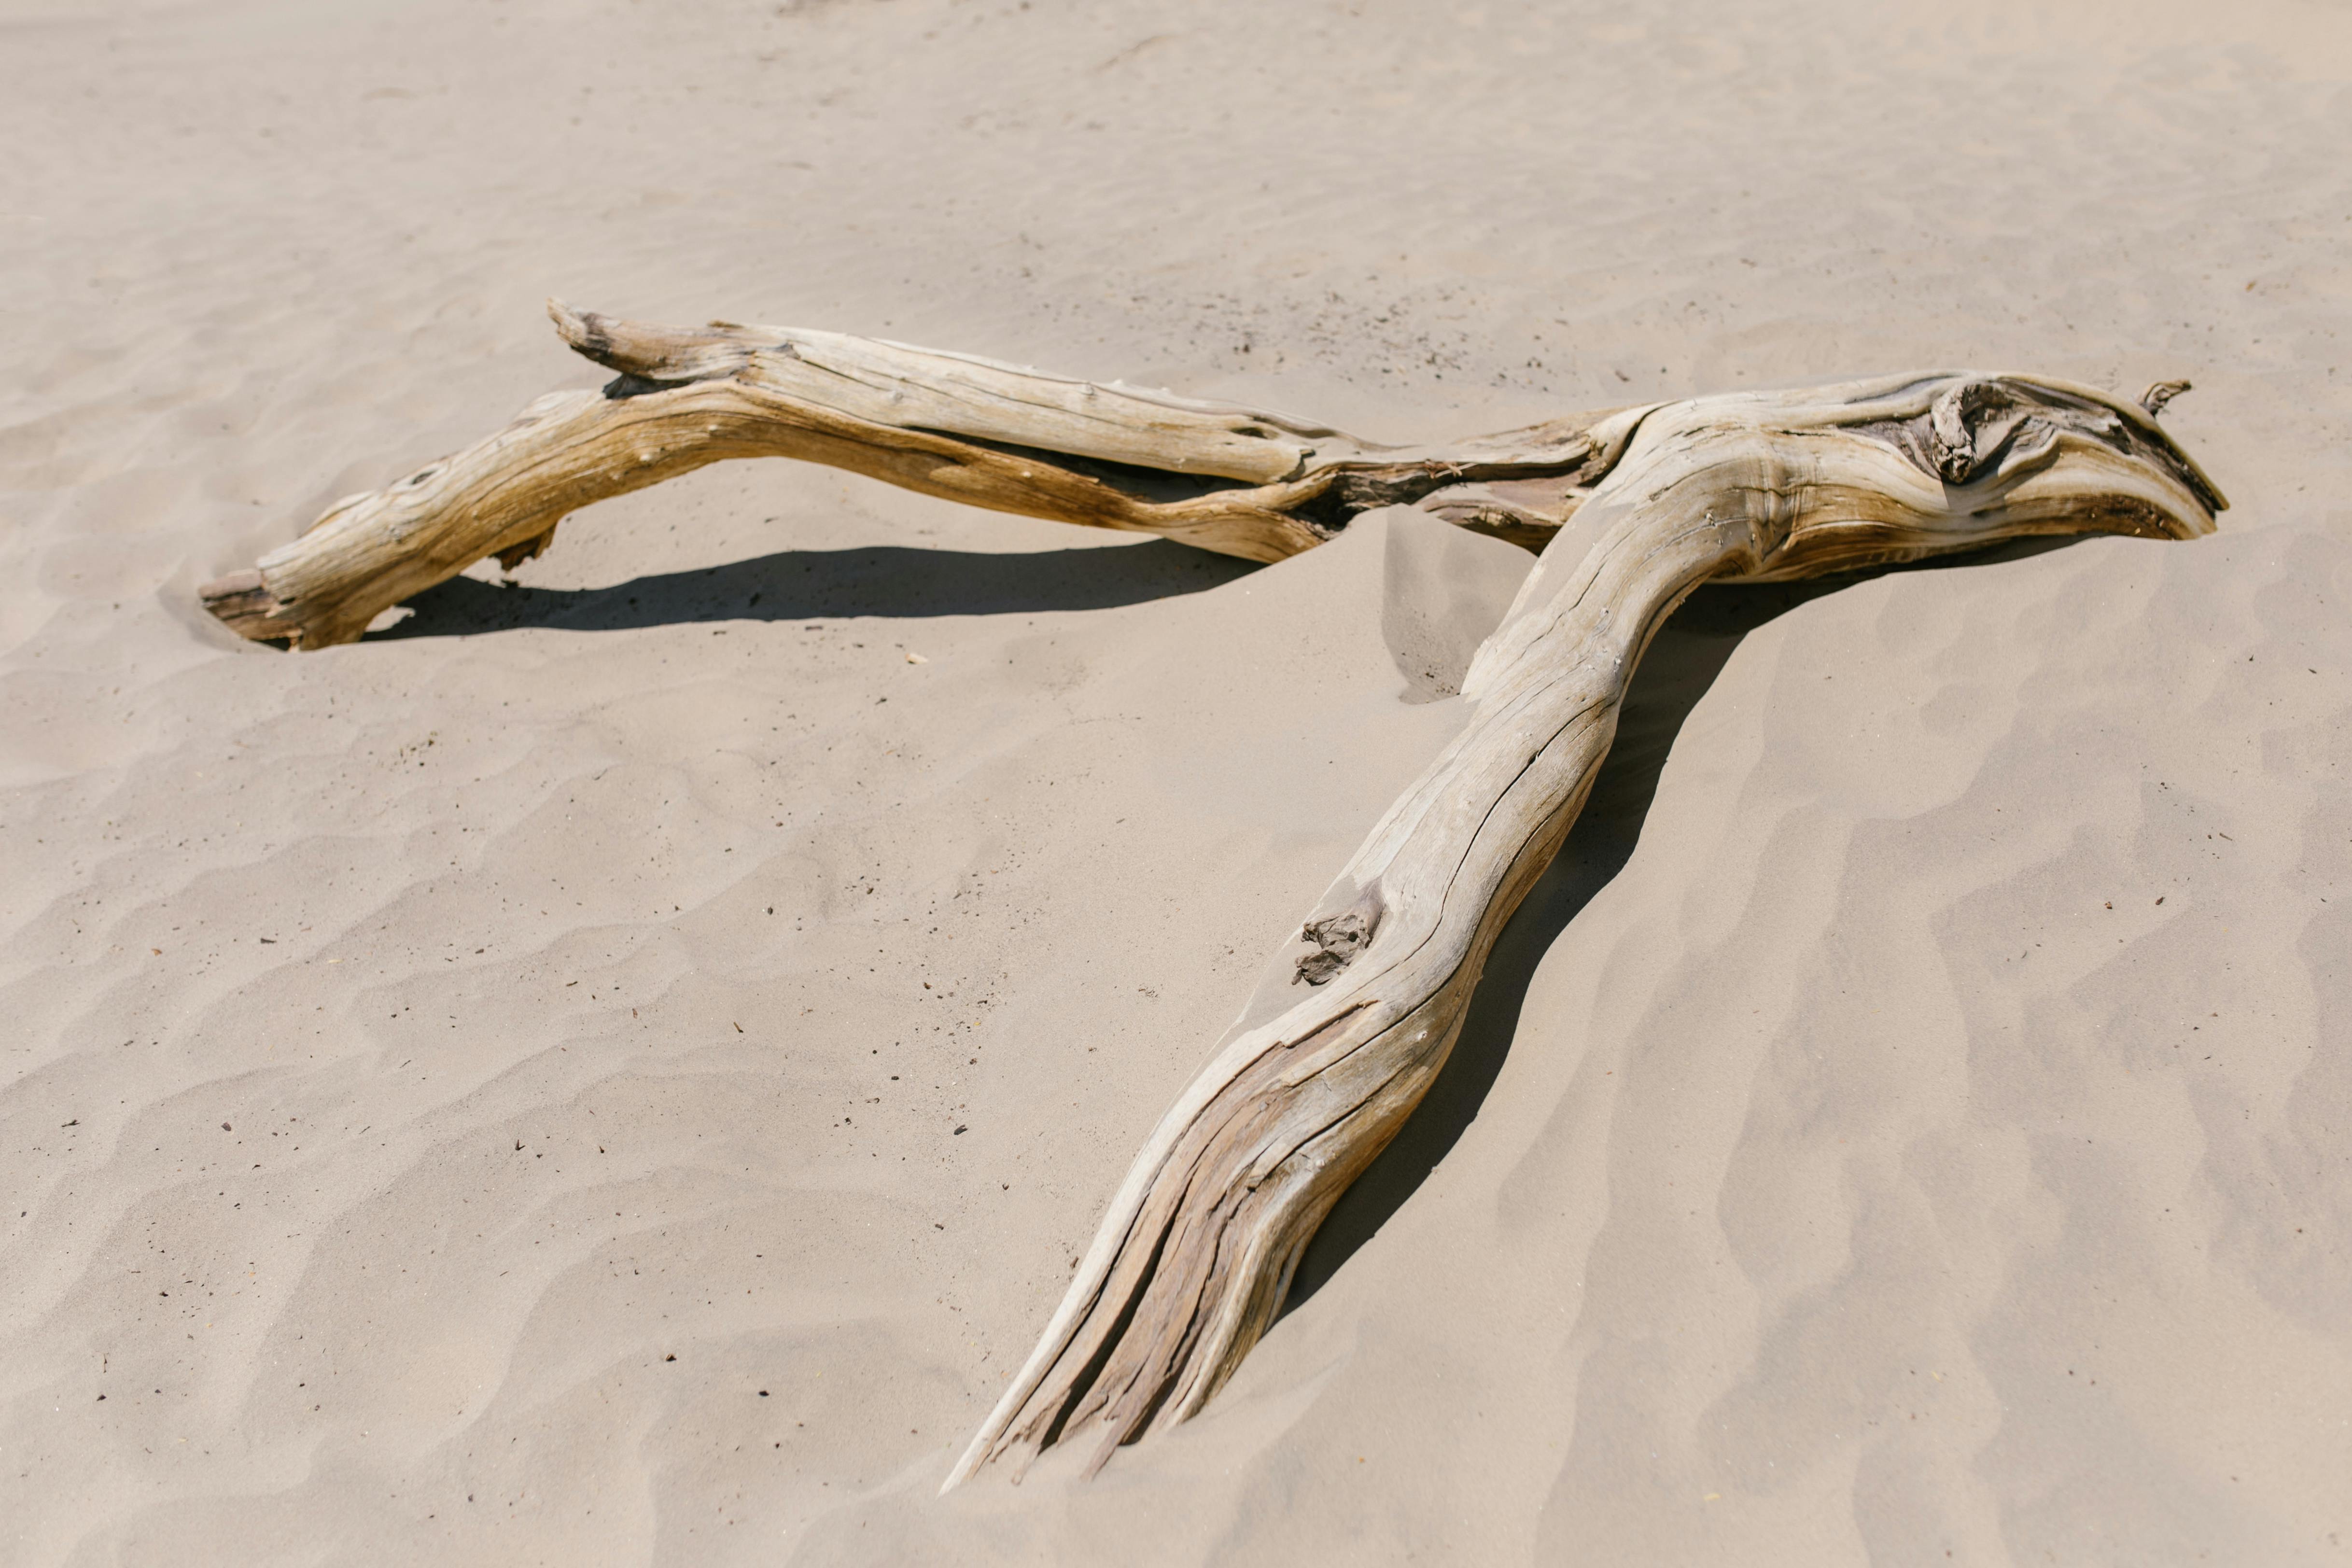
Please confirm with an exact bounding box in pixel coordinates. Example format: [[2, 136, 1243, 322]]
[[193, 304, 2226, 1490]]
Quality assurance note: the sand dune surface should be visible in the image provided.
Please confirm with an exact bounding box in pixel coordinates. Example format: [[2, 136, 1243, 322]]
[[3, 0, 2350, 1562]]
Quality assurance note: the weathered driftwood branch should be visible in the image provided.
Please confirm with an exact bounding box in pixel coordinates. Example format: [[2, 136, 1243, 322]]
[[195, 311, 2223, 1490], [942, 372, 2223, 1487], [199, 302, 1633, 647]]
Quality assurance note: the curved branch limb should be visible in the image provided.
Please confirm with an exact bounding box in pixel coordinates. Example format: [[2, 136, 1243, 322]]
[[200, 375, 1344, 646], [946, 371, 2222, 1488], [199, 304, 1640, 648], [198, 307, 1343, 646]]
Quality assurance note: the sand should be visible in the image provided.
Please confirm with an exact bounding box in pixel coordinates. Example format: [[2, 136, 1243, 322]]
[[4, 0, 2350, 1561]]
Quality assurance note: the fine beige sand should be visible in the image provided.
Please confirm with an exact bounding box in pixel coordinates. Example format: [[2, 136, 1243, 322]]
[[5, 0, 2351, 1562]]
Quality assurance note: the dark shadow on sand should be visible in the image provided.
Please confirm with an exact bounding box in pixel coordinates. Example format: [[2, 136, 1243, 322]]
[[1280, 535, 2078, 1316], [371, 520, 2074, 1318], [373, 538, 1259, 639]]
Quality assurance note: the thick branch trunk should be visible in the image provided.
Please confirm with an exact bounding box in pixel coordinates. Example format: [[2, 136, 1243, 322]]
[[945, 371, 2222, 1486]]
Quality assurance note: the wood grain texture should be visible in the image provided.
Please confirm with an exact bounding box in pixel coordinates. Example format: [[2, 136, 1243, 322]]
[[190, 317, 2223, 1489], [945, 371, 2223, 1487], [197, 304, 1634, 648]]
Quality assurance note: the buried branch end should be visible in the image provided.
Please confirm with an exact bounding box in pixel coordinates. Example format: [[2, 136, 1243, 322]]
[[198, 570, 300, 645]]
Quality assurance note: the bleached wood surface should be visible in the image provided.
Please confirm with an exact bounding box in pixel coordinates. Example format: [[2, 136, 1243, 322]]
[[196, 317, 2222, 1487], [945, 369, 2224, 1484], [198, 304, 1636, 647]]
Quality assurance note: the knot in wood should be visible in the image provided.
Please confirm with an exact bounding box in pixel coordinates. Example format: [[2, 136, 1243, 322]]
[[1294, 909, 1374, 986], [1927, 379, 2015, 484]]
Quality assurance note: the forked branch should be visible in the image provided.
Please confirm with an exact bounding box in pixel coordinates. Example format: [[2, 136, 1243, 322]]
[[942, 370, 2221, 1485], [195, 312, 2223, 1491]]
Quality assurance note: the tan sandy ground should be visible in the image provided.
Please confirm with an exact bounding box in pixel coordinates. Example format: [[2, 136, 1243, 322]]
[[4, 0, 2351, 1562]]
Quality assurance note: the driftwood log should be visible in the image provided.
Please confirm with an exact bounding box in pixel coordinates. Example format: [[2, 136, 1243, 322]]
[[198, 306, 2226, 1488]]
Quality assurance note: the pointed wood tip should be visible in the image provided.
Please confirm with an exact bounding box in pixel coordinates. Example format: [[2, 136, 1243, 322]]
[[548, 298, 756, 383], [2139, 378, 2192, 418], [547, 296, 611, 362]]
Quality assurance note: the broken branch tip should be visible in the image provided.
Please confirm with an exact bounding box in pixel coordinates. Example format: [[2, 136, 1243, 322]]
[[2139, 378, 2192, 418]]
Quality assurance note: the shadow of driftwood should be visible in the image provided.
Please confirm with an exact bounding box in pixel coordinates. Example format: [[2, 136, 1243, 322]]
[[374, 522, 2077, 1319], [1281, 536, 2079, 1316], [375, 538, 1258, 639]]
